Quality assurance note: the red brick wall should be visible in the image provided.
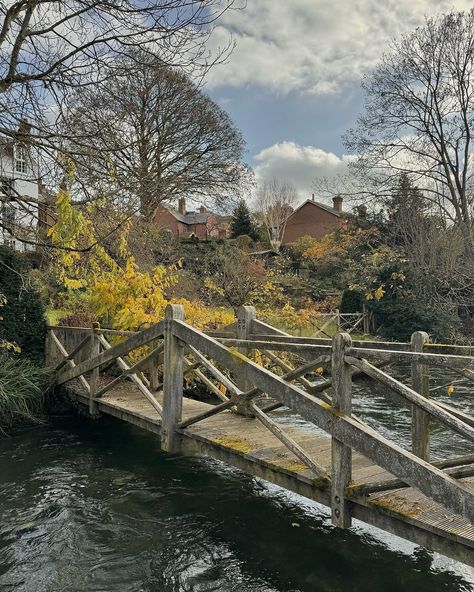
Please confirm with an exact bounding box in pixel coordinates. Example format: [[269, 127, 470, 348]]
[[282, 202, 345, 244]]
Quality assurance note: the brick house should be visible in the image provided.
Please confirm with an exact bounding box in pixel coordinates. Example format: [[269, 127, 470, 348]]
[[282, 195, 346, 245], [152, 198, 230, 240]]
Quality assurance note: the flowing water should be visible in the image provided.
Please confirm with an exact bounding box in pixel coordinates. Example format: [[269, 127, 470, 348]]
[[0, 365, 473, 592]]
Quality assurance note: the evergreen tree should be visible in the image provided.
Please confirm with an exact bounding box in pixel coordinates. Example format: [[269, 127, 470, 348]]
[[230, 199, 257, 240]]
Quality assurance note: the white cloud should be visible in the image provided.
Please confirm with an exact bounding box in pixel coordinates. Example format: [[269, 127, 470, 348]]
[[207, 0, 473, 94], [253, 141, 352, 200]]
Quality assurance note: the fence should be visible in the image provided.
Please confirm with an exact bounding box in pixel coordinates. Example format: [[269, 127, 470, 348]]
[[47, 305, 474, 531]]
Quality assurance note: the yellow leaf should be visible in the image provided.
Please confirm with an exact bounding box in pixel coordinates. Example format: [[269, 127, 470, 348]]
[[447, 385, 454, 396]]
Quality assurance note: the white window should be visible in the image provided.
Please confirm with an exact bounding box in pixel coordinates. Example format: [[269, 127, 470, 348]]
[[15, 145, 27, 174]]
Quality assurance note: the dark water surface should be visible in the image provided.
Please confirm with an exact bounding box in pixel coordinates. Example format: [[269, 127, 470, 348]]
[[1, 405, 473, 592]]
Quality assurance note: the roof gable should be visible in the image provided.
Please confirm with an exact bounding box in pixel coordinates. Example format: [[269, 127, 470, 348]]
[[288, 199, 344, 220]]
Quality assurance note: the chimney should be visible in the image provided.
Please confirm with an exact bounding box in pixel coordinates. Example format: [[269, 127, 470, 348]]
[[199, 205, 207, 213], [332, 195, 343, 212], [311, 193, 315, 201], [178, 197, 186, 215]]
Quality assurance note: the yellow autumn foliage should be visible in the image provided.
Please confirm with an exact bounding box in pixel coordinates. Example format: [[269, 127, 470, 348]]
[[48, 186, 234, 333]]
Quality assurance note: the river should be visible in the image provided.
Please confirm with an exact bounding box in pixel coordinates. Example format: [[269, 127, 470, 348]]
[[0, 365, 473, 591]]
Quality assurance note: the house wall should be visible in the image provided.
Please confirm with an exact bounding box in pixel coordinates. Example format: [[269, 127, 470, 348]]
[[0, 146, 40, 251], [282, 202, 345, 244], [152, 206, 184, 237]]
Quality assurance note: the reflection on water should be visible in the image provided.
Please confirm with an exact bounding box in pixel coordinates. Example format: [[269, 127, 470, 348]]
[[0, 406, 473, 592]]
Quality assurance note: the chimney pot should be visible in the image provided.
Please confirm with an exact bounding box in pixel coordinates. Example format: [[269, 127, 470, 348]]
[[332, 195, 343, 212]]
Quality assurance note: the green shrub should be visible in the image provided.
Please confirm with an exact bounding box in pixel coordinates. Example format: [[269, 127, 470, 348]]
[[340, 289, 364, 313], [0, 246, 47, 362], [367, 298, 458, 342], [0, 353, 51, 429]]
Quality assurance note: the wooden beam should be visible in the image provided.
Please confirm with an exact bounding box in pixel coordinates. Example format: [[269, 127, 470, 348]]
[[346, 356, 474, 444], [331, 333, 353, 528], [251, 402, 330, 480], [186, 344, 239, 396], [411, 331, 430, 460], [89, 324, 100, 415], [161, 305, 185, 453], [97, 334, 163, 417], [49, 330, 90, 393], [56, 320, 164, 385], [172, 320, 474, 522]]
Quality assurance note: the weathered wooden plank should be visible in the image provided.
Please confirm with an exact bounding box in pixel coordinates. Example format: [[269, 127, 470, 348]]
[[350, 463, 474, 496], [56, 320, 164, 385], [178, 354, 329, 429], [346, 356, 474, 443], [161, 305, 185, 453], [186, 344, 238, 396], [172, 320, 474, 522], [218, 338, 332, 355], [235, 306, 257, 416], [250, 402, 330, 480], [89, 326, 100, 415], [347, 347, 474, 369], [97, 335, 163, 417], [331, 333, 353, 528], [411, 332, 430, 460], [49, 330, 91, 393], [94, 346, 162, 399], [52, 334, 91, 373]]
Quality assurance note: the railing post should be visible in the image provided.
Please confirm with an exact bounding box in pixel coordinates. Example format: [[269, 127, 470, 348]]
[[335, 308, 341, 331], [149, 341, 162, 391], [331, 332, 353, 528], [235, 305, 256, 417], [362, 304, 369, 334], [411, 331, 430, 461], [89, 322, 100, 415], [161, 304, 185, 453]]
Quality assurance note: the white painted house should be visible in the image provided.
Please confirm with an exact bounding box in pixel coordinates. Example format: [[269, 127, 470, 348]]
[[0, 121, 45, 251]]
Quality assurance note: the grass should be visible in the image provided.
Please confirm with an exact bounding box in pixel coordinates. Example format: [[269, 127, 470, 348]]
[[45, 308, 68, 325], [0, 353, 51, 430]]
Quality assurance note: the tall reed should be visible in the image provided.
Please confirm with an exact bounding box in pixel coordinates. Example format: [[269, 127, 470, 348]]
[[0, 353, 51, 429]]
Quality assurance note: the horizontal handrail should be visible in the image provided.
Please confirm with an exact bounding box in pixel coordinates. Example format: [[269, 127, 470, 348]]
[[346, 356, 474, 443], [56, 320, 164, 386], [171, 318, 474, 523]]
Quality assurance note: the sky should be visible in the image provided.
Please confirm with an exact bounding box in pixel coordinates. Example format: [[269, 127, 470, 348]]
[[204, 0, 473, 201]]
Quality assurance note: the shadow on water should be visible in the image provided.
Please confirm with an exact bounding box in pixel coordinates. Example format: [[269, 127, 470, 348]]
[[0, 414, 473, 592]]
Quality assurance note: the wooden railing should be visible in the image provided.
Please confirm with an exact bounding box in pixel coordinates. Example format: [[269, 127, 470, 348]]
[[46, 304, 474, 530]]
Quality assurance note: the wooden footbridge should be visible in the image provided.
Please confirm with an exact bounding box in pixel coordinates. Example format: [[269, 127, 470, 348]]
[[46, 305, 474, 566]]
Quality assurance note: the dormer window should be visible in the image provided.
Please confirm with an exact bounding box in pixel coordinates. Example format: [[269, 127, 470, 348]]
[[15, 145, 27, 174]]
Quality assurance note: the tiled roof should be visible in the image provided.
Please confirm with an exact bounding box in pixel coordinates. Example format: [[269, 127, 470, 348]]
[[290, 199, 344, 219], [163, 204, 227, 225]]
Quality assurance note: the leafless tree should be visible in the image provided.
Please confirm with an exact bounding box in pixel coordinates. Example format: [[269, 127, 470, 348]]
[[254, 178, 297, 251], [61, 50, 246, 219], [0, 0, 239, 247], [344, 9, 474, 258]]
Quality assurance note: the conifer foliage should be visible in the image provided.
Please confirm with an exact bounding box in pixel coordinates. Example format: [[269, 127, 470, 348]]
[[230, 199, 257, 240]]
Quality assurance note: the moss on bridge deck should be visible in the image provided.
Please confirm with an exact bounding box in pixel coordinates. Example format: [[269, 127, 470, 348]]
[[65, 379, 474, 567]]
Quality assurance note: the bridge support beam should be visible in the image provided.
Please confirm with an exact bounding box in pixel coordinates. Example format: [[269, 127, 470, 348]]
[[235, 306, 256, 417], [331, 332, 353, 528], [411, 331, 430, 461], [89, 322, 101, 415], [161, 304, 185, 453]]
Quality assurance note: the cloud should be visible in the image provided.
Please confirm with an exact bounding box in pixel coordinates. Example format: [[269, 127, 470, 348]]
[[253, 141, 352, 200], [207, 0, 473, 95]]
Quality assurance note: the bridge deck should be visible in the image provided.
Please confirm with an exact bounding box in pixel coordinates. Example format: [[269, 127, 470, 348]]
[[67, 379, 474, 567]]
